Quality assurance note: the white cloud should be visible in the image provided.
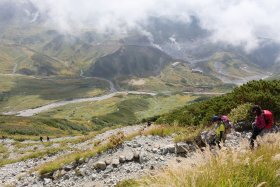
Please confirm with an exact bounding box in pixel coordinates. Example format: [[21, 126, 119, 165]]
[[28, 0, 280, 50]]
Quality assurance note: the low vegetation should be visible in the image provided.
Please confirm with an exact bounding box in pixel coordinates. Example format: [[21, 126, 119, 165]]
[[228, 103, 253, 124], [0, 147, 65, 167], [158, 80, 280, 127], [119, 63, 228, 92], [0, 75, 108, 113], [0, 115, 88, 138], [39, 94, 196, 131], [142, 125, 203, 143]]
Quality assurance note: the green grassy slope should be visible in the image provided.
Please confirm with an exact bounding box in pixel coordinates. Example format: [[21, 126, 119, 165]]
[[119, 63, 229, 92], [0, 115, 88, 137], [157, 80, 280, 126], [0, 75, 109, 112], [0, 94, 197, 137], [85, 45, 172, 79], [1, 28, 120, 76], [196, 52, 266, 82], [38, 94, 198, 130]]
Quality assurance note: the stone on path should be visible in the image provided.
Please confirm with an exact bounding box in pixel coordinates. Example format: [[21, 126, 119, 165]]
[[94, 161, 106, 170], [112, 159, 120, 167]]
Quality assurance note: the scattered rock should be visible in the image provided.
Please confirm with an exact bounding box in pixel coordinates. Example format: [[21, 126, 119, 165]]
[[125, 152, 134, 161], [94, 161, 107, 170], [161, 147, 168, 155], [44, 178, 52, 184], [103, 174, 109, 178], [105, 165, 113, 173], [175, 143, 189, 154], [105, 158, 112, 165], [119, 155, 126, 163], [91, 173, 97, 181], [78, 158, 84, 165], [126, 143, 132, 147], [166, 144, 175, 153], [53, 170, 61, 180], [139, 151, 149, 163], [64, 165, 73, 171], [133, 151, 140, 160], [132, 143, 141, 148], [152, 148, 158, 153], [63, 174, 70, 180], [78, 168, 88, 176], [112, 158, 120, 167], [60, 170, 67, 177]]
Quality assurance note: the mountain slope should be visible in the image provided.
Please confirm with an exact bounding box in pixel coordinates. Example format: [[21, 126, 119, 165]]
[[85, 45, 172, 79]]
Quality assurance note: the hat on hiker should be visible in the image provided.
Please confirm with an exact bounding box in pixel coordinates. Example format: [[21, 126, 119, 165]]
[[252, 105, 262, 114], [211, 115, 219, 122]]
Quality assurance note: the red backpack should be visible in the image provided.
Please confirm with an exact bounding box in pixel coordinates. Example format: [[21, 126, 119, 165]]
[[263, 110, 274, 129]]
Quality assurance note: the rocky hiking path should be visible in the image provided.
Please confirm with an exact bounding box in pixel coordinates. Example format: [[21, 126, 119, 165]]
[[0, 124, 251, 187], [0, 125, 144, 186]]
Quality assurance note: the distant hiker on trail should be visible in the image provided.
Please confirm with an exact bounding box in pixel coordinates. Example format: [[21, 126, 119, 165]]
[[212, 116, 225, 148], [40, 136, 43, 142], [47, 136, 50, 142], [250, 105, 274, 149]]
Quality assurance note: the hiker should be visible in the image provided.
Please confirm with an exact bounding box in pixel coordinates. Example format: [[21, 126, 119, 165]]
[[47, 136, 50, 142], [221, 115, 233, 133], [40, 136, 43, 142], [212, 116, 225, 148], [250, 105, 274, 148]]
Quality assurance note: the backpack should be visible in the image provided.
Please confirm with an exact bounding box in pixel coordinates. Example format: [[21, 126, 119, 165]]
[[221, 115, 231, 129], [263, 110, 274, 129]]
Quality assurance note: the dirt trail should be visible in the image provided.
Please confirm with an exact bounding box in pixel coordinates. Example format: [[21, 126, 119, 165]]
[[0, 125, 144, 186]]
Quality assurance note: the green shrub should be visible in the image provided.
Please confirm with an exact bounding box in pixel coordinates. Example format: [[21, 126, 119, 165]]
[[228, 103, 253, 124], [157, 80, 280, 126]]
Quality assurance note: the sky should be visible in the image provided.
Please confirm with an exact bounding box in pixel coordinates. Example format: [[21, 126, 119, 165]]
[[9, 0, 280, 50]]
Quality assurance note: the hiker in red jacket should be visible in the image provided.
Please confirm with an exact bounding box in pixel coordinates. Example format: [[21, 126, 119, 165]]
[[250, 105, 274, 148]]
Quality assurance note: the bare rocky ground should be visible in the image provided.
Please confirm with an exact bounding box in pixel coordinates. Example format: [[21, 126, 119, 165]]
[[0, 125, 144, 186], [0, 125, 252, 187]]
